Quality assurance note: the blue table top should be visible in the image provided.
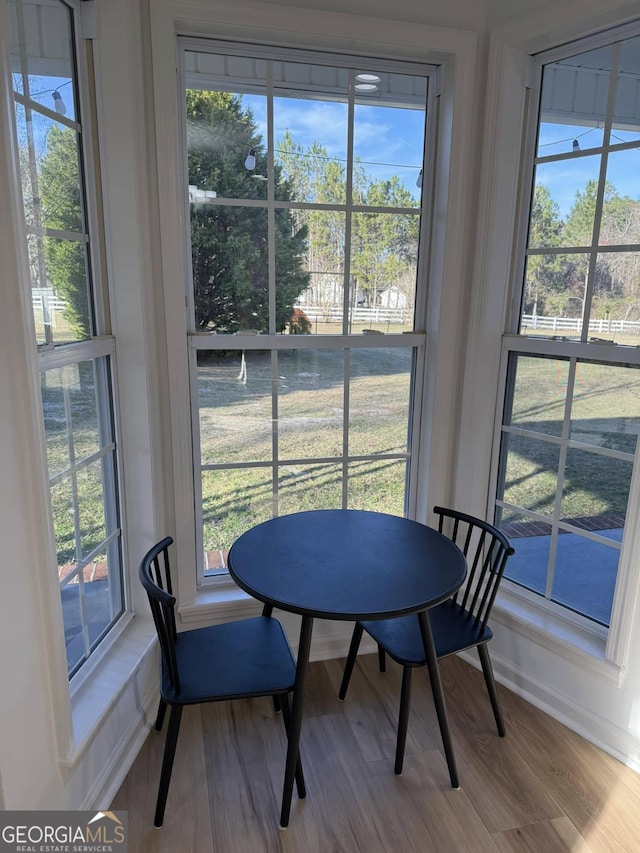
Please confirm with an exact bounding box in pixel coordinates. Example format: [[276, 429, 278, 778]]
[[228, 509, 467, 620]]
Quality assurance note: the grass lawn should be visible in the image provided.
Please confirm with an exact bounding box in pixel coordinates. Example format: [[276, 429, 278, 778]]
[[502, 355, 640, 523], [40, 302, 640, 562], [197, 347, 412, 552]]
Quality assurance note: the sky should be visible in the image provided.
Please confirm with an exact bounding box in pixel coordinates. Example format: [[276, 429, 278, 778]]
[[242, 95, 640, 219], [243, 92, 426, 201], [536, 121, 640, 219]]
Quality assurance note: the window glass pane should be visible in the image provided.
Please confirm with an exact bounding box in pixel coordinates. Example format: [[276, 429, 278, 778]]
[[347, 459, 407, 514], [60, 581, 84, 673], [201, 468, 273, 568], [350, 213, 418, 332], [42, 368, 70, 477], [531, 160, 601, 248], [198, 350, 272, 465], [76, 459, 107, 559], [9, 0, 76, 119], [502, 432, 560, 517], [501, 511, 550, 596], [186, 83, 268, 203], [590, 252, 640, 343], [612, 36, 640, 144], [282, 209, 345, 334], [192, 206, 268, 332], [13, 105, 83, 233], [274, 62, 348, 205], [561, 448, 631, 537], [353, 94, 425, 208], [71, 362, 101, 460], [522, 252, 589, 330], [277, 349, 344, 460], [510, 355, 569, 437], [601, 148, 640, 243], [570, 362, 640, 452], [85, 558, 115, 646], [28, 235, 90, 344], [51, 476, 75, 568], [278, 463, 343, 514], [551, 534, 620, 624], [274, 207, 312, 334], [349, 347, 411, 456], [537, 46, 612, 157]]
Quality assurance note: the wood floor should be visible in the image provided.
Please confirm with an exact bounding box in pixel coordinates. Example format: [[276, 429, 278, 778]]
[[112, 653, 640, 852]]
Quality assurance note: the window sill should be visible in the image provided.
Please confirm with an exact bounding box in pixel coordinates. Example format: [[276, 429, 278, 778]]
[[493, 583, 625, 687], [178, 578, 262, 625], [60, 615, 157, 778]]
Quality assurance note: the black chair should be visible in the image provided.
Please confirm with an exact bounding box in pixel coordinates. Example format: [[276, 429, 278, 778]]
[[139, 536, 305, 827], [338, 506, 514, 774]]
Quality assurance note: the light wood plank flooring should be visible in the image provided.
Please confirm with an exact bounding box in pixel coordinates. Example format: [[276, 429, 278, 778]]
[[112, 653, 640, 852]]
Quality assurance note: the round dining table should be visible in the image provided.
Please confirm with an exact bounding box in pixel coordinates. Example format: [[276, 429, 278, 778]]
[[227, 508, 467, 827]]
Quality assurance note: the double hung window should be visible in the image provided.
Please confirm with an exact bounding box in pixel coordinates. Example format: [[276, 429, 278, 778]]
[[9, 0, 124, 675], [180, 41, 436, 579], [495, 28, 640, 634]]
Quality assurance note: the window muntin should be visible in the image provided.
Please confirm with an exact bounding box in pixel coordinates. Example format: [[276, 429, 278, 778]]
[[182, 42, 431, 577], [9, 0, 124, 675]]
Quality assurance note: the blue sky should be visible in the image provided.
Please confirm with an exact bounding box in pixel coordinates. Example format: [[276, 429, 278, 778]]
[[537, 121, 640, 219], [243, 93, 425, 200]]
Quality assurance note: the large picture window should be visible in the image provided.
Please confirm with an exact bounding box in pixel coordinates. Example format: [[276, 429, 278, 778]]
[[180, 42, 434, 578], [495, 30, 640, 630], [9, 0, 124, 675]]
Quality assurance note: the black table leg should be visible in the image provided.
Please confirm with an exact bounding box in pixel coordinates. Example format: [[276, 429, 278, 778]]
[[417, 610, 459, 789], [280, 614, 314, 828]]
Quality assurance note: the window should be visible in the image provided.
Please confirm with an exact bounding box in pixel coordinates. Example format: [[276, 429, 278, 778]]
[[180, 41, 434, 579], [495, 30, 640, 630], [9, 0, 124, 675]]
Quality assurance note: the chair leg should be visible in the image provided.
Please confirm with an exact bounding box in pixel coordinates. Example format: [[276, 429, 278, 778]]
[[272, 695, 282, 713], [154, 705, 183, 828], [395, 666, 413, 774], [154, 698, 167, 731], [477, 643, 505, 737], [338, 622, 364, 700], [378, 644, 386, 673], [279, 693, 306, 799]]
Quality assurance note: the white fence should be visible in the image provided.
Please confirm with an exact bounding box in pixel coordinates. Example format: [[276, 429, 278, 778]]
[[296, 304, 411, 324], [31, 289, 68, 314], [522, 314, 640, 336]]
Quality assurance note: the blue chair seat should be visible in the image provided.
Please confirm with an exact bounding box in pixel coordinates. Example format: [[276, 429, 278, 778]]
[[361, 600, 492, 667], [162, 616, 297, 704]]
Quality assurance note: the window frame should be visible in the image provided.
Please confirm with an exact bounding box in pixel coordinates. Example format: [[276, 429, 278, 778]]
[[149, 2, 479, 623], [9, 0, 126, 678], [178, 37, 437, 586], [490, 21, 640, 671]]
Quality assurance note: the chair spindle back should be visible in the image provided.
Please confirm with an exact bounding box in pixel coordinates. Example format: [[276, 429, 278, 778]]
[[434, 506, 514, 631], [139, 536, 181, 693]]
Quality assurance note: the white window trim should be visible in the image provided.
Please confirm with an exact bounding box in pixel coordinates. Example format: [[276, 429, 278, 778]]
[[150, 0, 479, 621], [457, 19, 640, 679]]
